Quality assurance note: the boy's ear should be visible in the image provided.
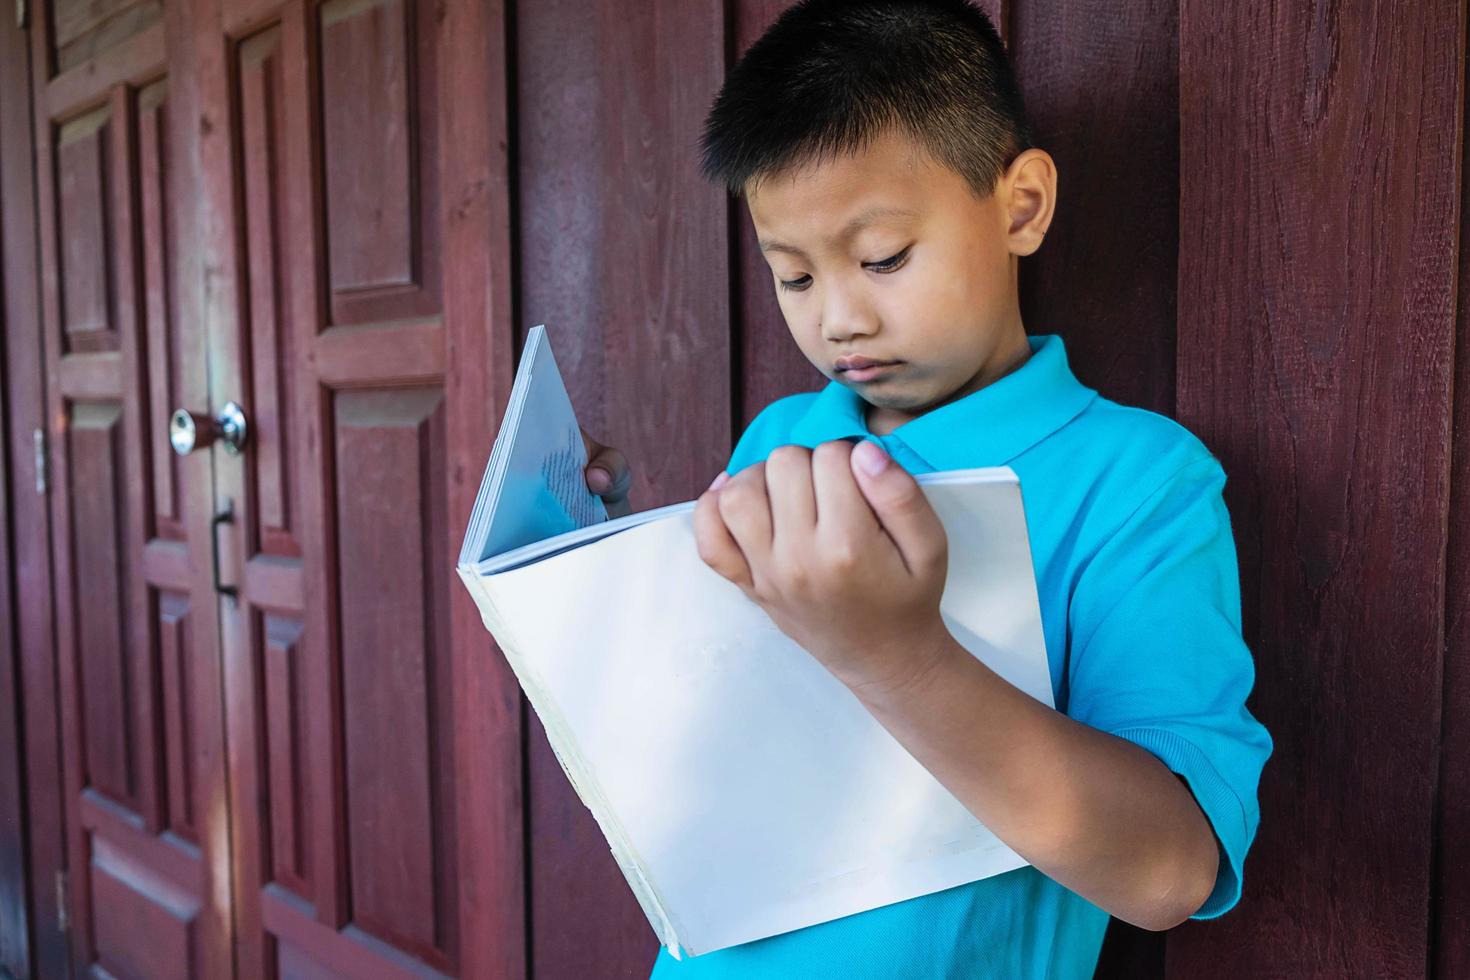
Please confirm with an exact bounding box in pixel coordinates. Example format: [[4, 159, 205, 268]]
[[1000, 148, 1057, 257]]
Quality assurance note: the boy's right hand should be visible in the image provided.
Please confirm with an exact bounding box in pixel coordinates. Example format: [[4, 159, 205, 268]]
[[580, 426, 633, 519]]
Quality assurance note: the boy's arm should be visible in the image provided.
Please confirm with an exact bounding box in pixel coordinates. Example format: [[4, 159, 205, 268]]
[[696, 438, 1260, 932], [849, 630, 1220, 932]]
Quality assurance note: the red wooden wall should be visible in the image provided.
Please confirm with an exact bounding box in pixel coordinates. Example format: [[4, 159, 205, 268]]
[[1172, 1, 1468, 975], [511, 0, 1470, 976]]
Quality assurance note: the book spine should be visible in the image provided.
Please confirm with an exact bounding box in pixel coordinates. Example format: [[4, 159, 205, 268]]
[[454, 564, 684, 957]]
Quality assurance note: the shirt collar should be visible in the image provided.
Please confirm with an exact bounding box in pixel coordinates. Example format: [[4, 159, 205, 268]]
[[787, 333, 1099, 470]]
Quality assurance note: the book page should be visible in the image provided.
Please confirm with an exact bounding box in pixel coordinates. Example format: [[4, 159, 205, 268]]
[[461, 324, 610, 565], [468, 468, 1052, 957]]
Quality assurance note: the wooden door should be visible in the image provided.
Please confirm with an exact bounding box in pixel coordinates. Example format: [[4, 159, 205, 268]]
[[28, 3, 235, 977], [182, 0, 525, 975], [29, 0, 525, 976]]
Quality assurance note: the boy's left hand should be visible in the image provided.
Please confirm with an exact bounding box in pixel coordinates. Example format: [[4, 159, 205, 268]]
[[692, 439, 953, 696]]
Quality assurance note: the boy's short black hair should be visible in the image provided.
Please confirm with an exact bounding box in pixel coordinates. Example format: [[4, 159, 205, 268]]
[[699, 0, 1032, 202]]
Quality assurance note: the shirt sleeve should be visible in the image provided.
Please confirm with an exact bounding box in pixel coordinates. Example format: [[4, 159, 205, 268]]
[[1064, 453, 1273, 920]]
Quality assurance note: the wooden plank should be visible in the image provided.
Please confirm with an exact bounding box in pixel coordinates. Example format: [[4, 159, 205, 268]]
[[260, 886, 452, 980], [0, 52, 32, 980], [0, 7, 62, 977], [315, 320, 445, 385], [1013, 0, 1178, 417], [275, 0, 352, 940], [434, 0, 526, 974], [46, 22, 165, 119], [31, 0, 108, 965], [107, 80, 169, 841], [1435, 19, 1470, 972], [56, 351, 123, 399], [1172, 1, 1462, 975], [1010, 0, 1180, 967], [11, 0, 79, 975], [515, 0, 731, 971]]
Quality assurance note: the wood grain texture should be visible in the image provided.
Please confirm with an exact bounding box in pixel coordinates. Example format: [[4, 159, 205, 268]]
[[1172, 1, 1462, 975], [515, 0, 731, 974], [51, 0, 162, 73], [434, 0, 528, 975], [138, 80, 185, 541], [1009, 1, 1177, 974], [56, 111, 116, 353], [0, 22, 32, 969], [261, 610, 309, 896], [168, 0, 270, 975], [320, 0, 415, 292], [1013, 0, 1178, 418], [317, 0, 442, 327], [238, 27, 299, 554], [335, 387, 454, 970], [1435, 6, 1470, 973], [0, 12, 62, 977]]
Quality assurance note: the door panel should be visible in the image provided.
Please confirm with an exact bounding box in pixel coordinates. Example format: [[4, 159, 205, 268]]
[[29, 9, 233, 978], [192, 0, 524, 974]]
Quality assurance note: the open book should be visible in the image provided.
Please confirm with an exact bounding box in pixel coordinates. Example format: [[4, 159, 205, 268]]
[[456, 324, 1054, 959]]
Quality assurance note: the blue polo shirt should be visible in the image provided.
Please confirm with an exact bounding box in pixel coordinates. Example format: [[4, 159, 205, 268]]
[[647, 333, 1272, 979]]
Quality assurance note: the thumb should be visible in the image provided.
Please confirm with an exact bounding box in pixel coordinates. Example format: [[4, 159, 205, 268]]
[[849, 440, 946, 576], [586, 445, 632, 500]]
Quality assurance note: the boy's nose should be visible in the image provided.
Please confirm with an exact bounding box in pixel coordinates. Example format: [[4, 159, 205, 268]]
[[819, 288, 879, 342]]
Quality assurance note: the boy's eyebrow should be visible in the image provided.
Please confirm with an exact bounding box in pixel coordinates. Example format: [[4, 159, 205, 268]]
[[758, 205, 919, 257]]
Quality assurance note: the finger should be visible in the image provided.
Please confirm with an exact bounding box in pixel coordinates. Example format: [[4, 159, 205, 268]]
[[810, 439, 881, 539], [848, 440, 947, 576], [586, 445, 632, 500], [716, 463, 774, 584], [763, 445, 816, 548], [692, 487, 753, 590]]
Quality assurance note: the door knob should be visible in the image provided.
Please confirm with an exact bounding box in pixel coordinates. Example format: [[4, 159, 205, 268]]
[[170, 401, 249, 456]]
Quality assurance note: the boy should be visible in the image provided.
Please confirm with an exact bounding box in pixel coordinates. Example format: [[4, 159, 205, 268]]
[[582, 1, 1271, 976]]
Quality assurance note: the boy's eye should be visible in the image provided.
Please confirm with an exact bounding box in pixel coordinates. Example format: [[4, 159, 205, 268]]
[[776, 246, 912, 293], [866, 246, 912, 272]]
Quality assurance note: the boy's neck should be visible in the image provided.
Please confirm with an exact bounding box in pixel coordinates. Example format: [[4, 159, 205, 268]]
[[864, 403, 907, 438]]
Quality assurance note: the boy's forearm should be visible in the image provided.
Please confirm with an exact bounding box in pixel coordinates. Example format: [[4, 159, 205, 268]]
[[844, 629, 1220, 932]]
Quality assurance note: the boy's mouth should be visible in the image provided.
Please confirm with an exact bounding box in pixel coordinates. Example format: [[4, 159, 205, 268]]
[[837, 356, 902, 382]]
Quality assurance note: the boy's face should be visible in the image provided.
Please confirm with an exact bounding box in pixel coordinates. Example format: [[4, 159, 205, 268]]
[[746, 127, 1055, 435]]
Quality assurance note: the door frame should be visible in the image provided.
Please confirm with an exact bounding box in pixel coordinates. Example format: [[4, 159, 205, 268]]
[[0, 5, 69, 978]]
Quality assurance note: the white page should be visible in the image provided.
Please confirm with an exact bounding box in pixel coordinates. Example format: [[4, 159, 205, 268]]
[[468, 468, 1051, 957]]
